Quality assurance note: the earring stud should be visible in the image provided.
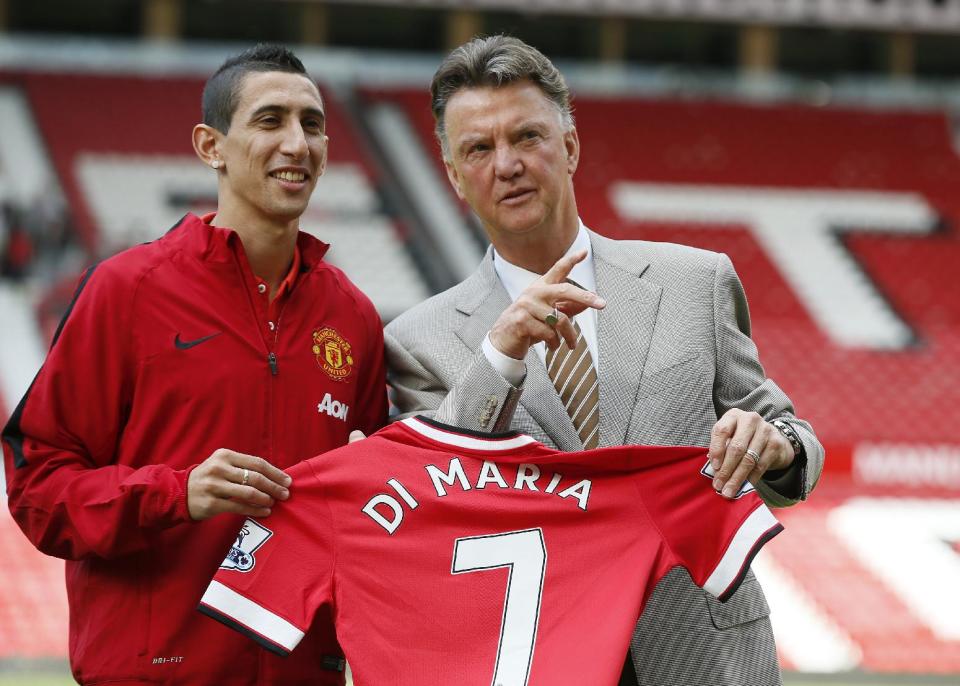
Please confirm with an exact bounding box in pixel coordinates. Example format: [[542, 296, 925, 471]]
[[211, 160, 220, 170]]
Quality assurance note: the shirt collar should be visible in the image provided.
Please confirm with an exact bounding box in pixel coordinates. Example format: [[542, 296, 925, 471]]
[[263, 243, 302, 300], [202, 212, 303, 299], [493, 219, 595, 302]]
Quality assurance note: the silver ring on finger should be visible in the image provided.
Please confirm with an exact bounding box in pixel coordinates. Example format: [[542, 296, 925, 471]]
[[744, 448, 761, 465], [544, 306, 559, 327], [240, 468, 249, 486]]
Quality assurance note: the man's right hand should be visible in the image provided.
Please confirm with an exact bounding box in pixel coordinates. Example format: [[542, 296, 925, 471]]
[[488, 250, 606, 360], [187, 449, 292, 520]]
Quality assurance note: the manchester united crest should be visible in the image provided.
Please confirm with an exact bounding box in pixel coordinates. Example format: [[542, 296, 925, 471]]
[[312, 327, 354, 381]]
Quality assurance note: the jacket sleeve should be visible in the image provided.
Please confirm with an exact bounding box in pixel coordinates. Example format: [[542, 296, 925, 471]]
[[2, 262, 193, 561], [384, 326, 522, 433], [712, 253, 825, 507]]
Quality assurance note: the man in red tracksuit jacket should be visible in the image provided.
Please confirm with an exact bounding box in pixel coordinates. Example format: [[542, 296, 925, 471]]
[[1, 44, 388, 685]]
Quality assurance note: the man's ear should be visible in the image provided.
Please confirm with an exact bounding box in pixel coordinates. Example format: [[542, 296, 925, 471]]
[[192, 124, 223, 170], [317, 135, 329, 177], [444, 158, 466, 201], [564, 127, 580, 176]]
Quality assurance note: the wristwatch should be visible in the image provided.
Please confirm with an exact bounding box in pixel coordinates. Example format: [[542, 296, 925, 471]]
[[764, 418, 809, 499], [771, 418, 804, 459]]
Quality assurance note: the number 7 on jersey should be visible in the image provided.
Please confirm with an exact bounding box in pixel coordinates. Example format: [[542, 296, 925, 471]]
[[451, 528, 547, 686]]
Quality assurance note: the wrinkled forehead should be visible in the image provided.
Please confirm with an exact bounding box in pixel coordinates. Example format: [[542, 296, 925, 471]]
[[234, 70, 324, 116], [444, 81, 563, 142]]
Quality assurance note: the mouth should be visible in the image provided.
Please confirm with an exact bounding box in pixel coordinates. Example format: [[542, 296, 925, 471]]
[[269, 169, 310, 185], [499, 188, 535, 204]]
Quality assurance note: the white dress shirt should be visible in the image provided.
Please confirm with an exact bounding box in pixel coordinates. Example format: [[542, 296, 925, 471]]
[[481, 220, 599, 386]]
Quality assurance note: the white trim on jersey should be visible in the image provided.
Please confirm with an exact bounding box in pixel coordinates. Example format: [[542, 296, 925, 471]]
[[402, 417, 539, 451], [703, 505, 780, 599], [200, 580, 304, 653]]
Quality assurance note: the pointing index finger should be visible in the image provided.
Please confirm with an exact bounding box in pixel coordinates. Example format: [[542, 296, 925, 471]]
[[542, 249, 588, 285]]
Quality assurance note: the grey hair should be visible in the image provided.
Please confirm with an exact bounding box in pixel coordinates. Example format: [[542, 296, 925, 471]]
[[430, 35, 574, 159]]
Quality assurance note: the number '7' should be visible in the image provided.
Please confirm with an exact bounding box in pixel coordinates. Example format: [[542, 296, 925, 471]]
[[451, 528, 547, 686]]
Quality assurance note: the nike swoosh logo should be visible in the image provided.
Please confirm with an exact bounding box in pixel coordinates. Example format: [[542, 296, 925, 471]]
[[174, 332, 222, 350]]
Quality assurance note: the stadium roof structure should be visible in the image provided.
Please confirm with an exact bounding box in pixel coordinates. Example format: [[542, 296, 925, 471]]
[[1, 35, 960, 113], [309, 0, 960, 34]]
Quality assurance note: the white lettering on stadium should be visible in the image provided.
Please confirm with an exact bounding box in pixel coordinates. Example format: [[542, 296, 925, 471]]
[[854, 444, 960, 488], [361, 457, 593, 534]]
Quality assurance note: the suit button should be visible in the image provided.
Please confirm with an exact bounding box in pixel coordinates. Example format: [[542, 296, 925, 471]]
[[478, 396, 498, 428]]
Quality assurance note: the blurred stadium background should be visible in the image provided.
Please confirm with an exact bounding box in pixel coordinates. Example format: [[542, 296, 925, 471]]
[[1, 0, 959, 684]]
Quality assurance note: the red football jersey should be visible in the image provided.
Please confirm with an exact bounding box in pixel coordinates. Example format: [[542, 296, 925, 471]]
[[200, 417, 782, 686]]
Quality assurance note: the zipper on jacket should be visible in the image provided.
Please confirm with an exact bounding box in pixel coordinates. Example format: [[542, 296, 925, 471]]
[[268, 352, 278, 376]]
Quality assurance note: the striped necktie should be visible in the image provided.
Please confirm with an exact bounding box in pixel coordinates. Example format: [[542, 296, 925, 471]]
[[545, 319, 600, 449]]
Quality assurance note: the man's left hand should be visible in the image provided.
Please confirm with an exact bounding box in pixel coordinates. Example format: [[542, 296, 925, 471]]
[[708, 409, 795, 499]]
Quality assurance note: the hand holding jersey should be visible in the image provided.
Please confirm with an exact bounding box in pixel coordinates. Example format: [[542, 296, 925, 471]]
[[187, 449, 292, 520], [709, 408, 798, 499]]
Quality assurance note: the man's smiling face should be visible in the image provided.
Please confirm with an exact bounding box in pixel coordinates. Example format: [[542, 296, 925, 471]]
[[216, 70, 328, 231]]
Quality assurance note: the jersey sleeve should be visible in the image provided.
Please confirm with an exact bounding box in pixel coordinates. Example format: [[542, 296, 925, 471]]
[[2, 260, 192, 560], [198, 460, 335, 656], [638, 451, 783, 602]]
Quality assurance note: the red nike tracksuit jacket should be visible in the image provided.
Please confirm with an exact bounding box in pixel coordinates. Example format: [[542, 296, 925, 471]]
[[2, 213, 388, 684]]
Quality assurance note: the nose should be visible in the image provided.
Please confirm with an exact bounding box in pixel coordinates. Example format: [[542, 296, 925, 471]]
[[279, 121, 309, 159], [492, 143, 522, 180]]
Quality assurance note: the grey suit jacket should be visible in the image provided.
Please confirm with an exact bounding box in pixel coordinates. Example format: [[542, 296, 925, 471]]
[[385, 229, 824, 685]]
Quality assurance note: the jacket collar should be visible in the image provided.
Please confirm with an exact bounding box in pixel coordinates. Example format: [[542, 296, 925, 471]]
[[169, 212, 330, 273]]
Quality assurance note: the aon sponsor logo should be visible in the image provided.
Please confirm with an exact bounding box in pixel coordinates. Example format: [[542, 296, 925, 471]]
[[318, 393, 350, 421]]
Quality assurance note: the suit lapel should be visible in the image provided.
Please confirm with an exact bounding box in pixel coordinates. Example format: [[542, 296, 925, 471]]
[[454, 249, 509, 353], [591, 231, 663, 446], [454, 249, 581, 451]]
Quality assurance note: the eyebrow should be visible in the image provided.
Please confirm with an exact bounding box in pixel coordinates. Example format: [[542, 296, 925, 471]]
[[457, 134, 487, 153], [515, 118, 549, 132], [456, 119, 549, 151]]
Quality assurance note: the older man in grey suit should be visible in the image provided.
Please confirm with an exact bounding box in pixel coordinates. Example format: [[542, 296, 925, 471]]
[[384, 35, 823, 686]]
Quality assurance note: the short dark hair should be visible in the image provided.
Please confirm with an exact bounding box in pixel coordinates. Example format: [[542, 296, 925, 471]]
[[202, 43, 313, 133], [430, 35, 573, 159]]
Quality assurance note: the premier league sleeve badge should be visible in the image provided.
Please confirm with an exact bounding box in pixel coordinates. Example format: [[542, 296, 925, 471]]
[[220, 519, 274, 572]]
